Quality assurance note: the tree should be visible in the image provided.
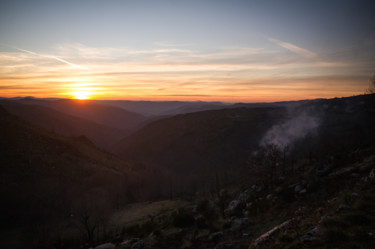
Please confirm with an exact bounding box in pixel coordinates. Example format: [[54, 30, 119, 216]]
[[79, 209, 97, 246], [248, 144, 285, 186], [366, 74, 375, 94]]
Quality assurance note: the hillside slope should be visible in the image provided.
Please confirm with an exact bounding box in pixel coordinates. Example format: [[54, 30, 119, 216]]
[[113, 94, 375, 176], [0, 100, 129, 149], [16, 97, 147, 130], [113, 107, 280, 174], [0, 106, 133, 248]]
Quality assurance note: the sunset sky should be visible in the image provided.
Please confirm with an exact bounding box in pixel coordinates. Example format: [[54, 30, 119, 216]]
[[1, 0, 375, 102]]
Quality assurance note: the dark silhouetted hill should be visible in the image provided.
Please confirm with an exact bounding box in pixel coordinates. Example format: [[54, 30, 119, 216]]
[[16, 98, 147, 130], [0, 100, 129, 150], [96, 100, 228, 116], [113, 107, 281, 174], [113, 94, 375, 177], [0, 106, 133, 248]]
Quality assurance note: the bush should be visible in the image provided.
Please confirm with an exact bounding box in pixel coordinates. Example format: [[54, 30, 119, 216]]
[[172, 208, 195, 228]]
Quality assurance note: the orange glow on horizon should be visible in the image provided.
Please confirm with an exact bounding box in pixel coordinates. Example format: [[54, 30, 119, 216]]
[[71, 91, 92, 100]]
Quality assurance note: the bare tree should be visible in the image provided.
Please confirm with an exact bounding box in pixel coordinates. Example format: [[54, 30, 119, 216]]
[[79, 209, 97, 246], [248, 144, 284, 186], [366, 74, 375, 94]]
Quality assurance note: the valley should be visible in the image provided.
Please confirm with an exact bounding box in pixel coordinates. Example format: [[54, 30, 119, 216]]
[[0, 94, 374, 249]]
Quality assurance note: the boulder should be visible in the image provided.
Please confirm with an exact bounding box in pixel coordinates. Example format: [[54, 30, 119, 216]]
[[301, 234, 316, 242], [351, 192, 360, 200], [238, 189, 254, 203], [299, 188, 307, 194], [251, 184, 262, 192], [337, 204, 350, 212], [208, 231, 224, 243], [238, 185, 262, 202], [369, 169, 375, 183], [230, 218, 251, 231], [301, 225, 321, 242], [294, 185, 303, 193], [225, 199, 243, 215], [119, 239, 140, 249], [131, 240, 144, 249]]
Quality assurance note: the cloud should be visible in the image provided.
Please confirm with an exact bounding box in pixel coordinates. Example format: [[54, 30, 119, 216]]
[[11, 45, 89, 70], [0, 42, 370, 101], [268, 38, 317, 59]]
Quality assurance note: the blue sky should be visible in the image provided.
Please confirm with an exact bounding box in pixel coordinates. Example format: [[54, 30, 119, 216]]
[[1, 0, 374, 101]]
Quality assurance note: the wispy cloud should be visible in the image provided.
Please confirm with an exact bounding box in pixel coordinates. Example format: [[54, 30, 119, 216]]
[[268, 38, 317, 59], [0, 42, 370, 101], [10, 45, 89, 70]]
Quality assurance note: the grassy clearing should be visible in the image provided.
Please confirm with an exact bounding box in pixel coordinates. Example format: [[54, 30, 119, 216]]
[[109, 199, 189, 227]]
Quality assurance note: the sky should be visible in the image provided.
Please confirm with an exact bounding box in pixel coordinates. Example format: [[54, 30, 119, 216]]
[[1, 0, 375, 102]]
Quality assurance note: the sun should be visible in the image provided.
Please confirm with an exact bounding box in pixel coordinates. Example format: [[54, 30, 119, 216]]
[[72, 91, 91, 100]]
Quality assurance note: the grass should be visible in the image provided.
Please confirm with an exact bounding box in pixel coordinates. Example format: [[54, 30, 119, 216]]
[[109, 199, 189, 228]]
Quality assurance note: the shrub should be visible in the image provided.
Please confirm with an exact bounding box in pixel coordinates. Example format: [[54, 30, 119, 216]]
[[172, 208, 195, 228]]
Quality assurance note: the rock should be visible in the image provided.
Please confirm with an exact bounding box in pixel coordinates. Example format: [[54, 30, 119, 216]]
[[251, 184, 262, 193], [351, 192, 360, 200], [94, 243, 115, 249], [230, 218, 251, 231], [266, 194, 273, 200], [294, 206, 306, 216], [225, 199, 243, 215], [238, 185, 262, 203], [310, 225, 321, 235], [369, 169, 375, 183], [119, 240, 132, 248], [288, 183, 297, 188], [239, 189, 255, 203], [192, 205, 199, 214], [301, 225, 321, 242], [131, 240, 144, 249], [337, 204, 350, 212], [301, 234, 316, 242], [299, 188, 307, 194], [316, 166, 331, 176], [319, 215, 329, 224], [120, 239, 139, 249], [275, 186, 283, 193], [294, 185, 303, 193], [208, 231, 224, 242], [215, 242, 234, 249], [195, 214, 206, 228]]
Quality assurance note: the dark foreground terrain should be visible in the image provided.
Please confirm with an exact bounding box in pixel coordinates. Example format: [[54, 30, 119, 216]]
[[0, 94, 374, 249]]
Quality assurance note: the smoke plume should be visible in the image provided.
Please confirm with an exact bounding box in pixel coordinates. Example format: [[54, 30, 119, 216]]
[[260, 109, 320, 150]]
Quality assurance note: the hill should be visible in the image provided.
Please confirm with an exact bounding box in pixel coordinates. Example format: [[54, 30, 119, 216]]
[[112, 107, 281, 174], [1, 94, 375, 249], [15, 97, 147, 131], [113, 94, 375, 174], [0, 106, 135, 248], [95, 100, 228, 116], [0, 100, 129, 150], [99, 95, 375, 249]]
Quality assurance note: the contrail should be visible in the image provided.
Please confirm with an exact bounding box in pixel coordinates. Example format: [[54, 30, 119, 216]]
[[268, 38, 317, 59], [6, 45, 89, 70]]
